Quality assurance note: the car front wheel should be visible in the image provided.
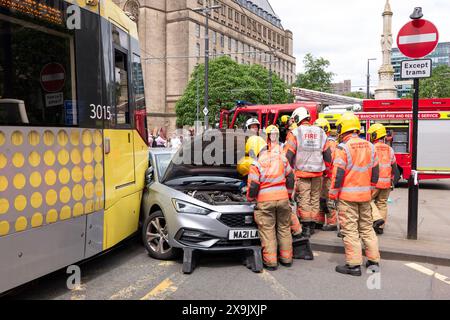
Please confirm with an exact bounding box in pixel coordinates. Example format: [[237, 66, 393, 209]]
[[142, 211, 179, 260]]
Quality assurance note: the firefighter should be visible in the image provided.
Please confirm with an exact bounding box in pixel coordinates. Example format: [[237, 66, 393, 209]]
[[329, 113, 381, 276], [280, 115, 290, 142], [314, 118, 338, 231], [246, 118, 261, 134], [284, 107, 332, 238], [368, 123, 398, 235], [266, 125, 283, 154], [246, 136, 296, 270]]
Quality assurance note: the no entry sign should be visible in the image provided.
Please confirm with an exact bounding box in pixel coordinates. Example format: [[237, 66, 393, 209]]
[[40, 63, 66, 93], [397, 19, 439, 59]]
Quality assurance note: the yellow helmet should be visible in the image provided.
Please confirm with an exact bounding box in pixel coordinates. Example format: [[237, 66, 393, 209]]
[[265, 125, 280, 135], [368, 123, 387, 141], [281, 115, 290, 125], [237, 156, 253, 176], [245, 136, 267, 158], [314, 118, 331, 133], [336, 112, 361, 136]]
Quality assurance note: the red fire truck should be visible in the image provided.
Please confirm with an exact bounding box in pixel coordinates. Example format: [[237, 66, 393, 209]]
[[219, 102, 320, 130], [320, 98, 450, 182]]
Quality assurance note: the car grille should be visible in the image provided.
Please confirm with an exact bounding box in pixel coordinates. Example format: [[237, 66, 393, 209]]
[[213, 239, 261, 247], [218, 213, 257, 228]]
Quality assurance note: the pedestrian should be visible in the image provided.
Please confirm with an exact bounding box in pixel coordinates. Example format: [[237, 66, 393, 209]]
[[284, 107, 332, 238], [245, 118, 261, 135], [367, 123, 398, 235], [329, 113, 381, 276], [314, 118, 338, 232], [155, 127, 168, 148], [246, 136, 296, 271]]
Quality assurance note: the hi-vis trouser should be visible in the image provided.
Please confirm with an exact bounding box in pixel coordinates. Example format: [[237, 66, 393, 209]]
[[296, 177, 323, 223], [372, 188, 391, 229], [289, 201, 302, 236], [254, 200, 293, 267], [319, 177, 338, 226], [338, 200, 380, 266]]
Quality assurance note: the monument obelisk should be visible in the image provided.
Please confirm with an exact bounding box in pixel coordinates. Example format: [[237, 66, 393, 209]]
[[375, 0, 398, 99]]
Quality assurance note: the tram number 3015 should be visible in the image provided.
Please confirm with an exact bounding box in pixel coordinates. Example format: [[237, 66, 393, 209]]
[[90, 104, 112, 120]]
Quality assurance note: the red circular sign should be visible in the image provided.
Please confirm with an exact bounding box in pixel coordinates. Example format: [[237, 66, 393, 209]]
[[40, 63, 66, 93], [397, 19, 439, 59]]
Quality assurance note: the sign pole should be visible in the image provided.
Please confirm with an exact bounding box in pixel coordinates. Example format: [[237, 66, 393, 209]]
[[407, 78, 420, 240]]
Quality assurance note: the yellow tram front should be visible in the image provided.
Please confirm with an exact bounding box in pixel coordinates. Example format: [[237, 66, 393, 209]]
[[0, 0, 148, 293]]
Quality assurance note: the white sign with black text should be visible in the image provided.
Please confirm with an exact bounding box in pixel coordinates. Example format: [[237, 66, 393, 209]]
[[401, 59, 432, 79], [45, 92, 64, 107]]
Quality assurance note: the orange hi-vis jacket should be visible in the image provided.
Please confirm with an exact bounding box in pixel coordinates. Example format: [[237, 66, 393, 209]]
[[329, 134, 380, 202], [374, 140, 397, 189], [284, 124, 332, 179], [247, 150, 295, 203], [324, 137, 338, 179]]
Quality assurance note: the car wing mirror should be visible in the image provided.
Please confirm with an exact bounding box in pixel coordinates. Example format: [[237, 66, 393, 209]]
[[145, 166, 154, 186]]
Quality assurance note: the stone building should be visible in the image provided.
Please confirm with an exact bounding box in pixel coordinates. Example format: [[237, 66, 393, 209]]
[[113, 0, 296, 133], [332, 80, 352, 95]]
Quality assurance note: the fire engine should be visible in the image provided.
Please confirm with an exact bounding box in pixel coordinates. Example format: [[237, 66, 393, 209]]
[[319, 98, 450, 182]]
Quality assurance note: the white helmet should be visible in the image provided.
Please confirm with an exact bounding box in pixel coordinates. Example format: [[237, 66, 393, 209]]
[[245, 118, 261, 130], [291, 107, 311, 124]]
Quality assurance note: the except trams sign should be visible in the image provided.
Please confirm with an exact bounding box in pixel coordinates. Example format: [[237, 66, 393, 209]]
[[401, 59, 432, 79]]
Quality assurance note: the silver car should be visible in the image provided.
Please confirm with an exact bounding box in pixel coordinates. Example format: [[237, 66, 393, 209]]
[[140, 132, 263, 273]]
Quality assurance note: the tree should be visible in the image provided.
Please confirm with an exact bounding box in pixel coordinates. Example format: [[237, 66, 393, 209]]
[[175, 56, 290, 126], [418, 65, 450, 98], [293, 53, 335, 93], [344, 91, 366, 99]]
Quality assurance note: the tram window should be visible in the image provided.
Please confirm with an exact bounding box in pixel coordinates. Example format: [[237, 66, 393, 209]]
[[114, 50, 130, 125], [0, 15, 74, 126], [132, 54, 145, 111]]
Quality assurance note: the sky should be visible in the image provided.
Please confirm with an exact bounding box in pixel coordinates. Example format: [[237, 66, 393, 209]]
[[270, 0, 450, 92]]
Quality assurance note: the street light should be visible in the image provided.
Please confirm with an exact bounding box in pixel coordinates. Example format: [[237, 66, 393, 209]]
[[367, 58, 377, 99], [194, 0, 221, 130]]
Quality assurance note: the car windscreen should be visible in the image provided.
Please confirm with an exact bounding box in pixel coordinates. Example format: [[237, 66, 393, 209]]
[[155, 153, 173, 178]]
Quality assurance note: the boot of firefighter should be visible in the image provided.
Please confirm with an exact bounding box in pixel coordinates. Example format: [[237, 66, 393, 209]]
[[300, 222, 311, 239], [335, 264, 362, 277]]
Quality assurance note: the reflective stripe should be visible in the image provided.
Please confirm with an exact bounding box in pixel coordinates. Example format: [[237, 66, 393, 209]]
[[329, 189, 339, 195], [334, 158, 347, 167], [378, 177, 391, 182], [248, 174, 259, 181], [379, 163, 392, 168], [259, 185, 287, 194], [260, 175, 285, 184], [341, 186, 373, 193], [370, 143, 376, 167], [286, 140, 296, 149]]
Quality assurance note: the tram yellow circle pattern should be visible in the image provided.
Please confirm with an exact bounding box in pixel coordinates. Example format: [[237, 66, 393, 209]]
[[71, 166, 83, 183], [82, 130, 93, 146], [85, 200, 95, 213], [28, 131, 40, 146], [31, 192, 43, 209], [0, 221, 9, 236], [70, 130, 80, 146], [0, 131, 5, 146], [84, 182, 94, 199], [95, 164, 103, 180], [83, 148, 94, 164], [57, 130, 69, 146], [71, 149, 81, 165], [14, 195, 27, 212], [13, 174, 26, 190], [12, 153, 25, 168], [60, 206, 72, 220], [60, 187, 71, 204], [15, 216, 28, 232], [46, 209, 58, 224], [94, 130, 102, 146], [45, 190, 58, 206], [0, 154, 7, 169], [45, 170, 57, 186], [0, 176, 8, 192], [28, 151, 41, 167], [83, 165, 94, 181], [94, 147, 103, 163], [11, 131, 24, 146], [44, 150, 56, 166], [58, 168, 71, 185], [43, 130, 55, 146], [30, 172, 42, 188], [58, 149, 70, 166], [95, 181, 104, 197], [31, 213, 43, 228], [72, 184, 84, 202], [0, 199, 9, 215], [73, 203, 84, 217]]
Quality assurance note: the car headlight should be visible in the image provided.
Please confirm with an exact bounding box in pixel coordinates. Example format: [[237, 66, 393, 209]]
[[172, 199, 212, 215]]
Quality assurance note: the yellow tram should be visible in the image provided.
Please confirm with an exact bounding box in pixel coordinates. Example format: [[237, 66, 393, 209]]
[[0, 0, 148, 292]]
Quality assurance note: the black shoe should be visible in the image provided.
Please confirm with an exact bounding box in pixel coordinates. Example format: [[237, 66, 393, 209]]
[[264, 265, 278, 271], [373, 219, 385, 229], [300, 223, 311, 238], [280, 261, 293, 268], [374, 227, 384, 235], [366, 261, 380, 272], [310, 222, 316, 235], [335, 264, 362, 277], [314, 223, 323, 230], [322, 225, 338, 232]]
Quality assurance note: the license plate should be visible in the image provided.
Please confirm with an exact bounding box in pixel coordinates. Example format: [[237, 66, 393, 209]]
[[228, 229, 259, 240]]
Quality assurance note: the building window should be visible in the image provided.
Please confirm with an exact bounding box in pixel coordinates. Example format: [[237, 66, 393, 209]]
[[263, 27, 267, 38], [196, 43, 201, 57], [195, 23, 200, 38], [212, 31, 217, 44], [220, 34, 224, 47], [228, 37, 232, 50], [228, 8, 233, 19], [235, 12, 239, 23]]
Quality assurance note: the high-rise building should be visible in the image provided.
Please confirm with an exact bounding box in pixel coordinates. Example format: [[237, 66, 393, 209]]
[[113, 0, 296, 132], [392, 42, 450, 97]]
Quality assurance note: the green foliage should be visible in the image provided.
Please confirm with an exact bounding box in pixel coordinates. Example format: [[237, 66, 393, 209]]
[[293, 53, 335, 93], [419, 65, 450, 98], [344, 91, 366, 99], [175, 56, 290, 126]]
